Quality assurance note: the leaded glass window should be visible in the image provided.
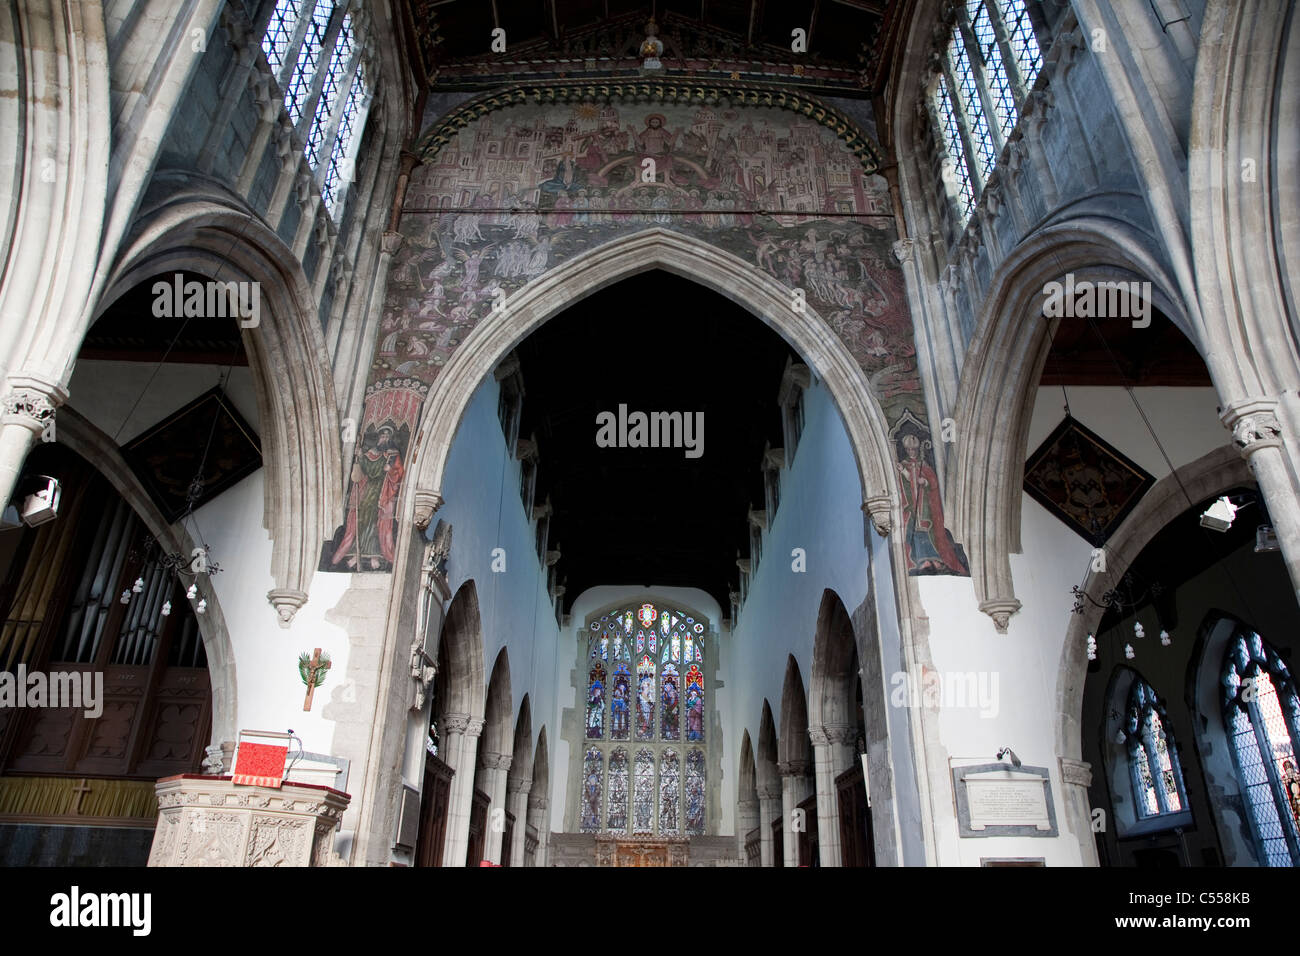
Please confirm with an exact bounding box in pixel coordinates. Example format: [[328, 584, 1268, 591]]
[[1222, 629, 1300, 866], [259, 0, 373, 216], [577, 603, 710, 836], [930, 0, 1044, 226], [1123, 679, 1189, 820]]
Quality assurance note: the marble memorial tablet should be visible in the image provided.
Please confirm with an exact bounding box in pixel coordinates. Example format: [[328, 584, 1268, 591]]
[[952, 763, 1058, 838]]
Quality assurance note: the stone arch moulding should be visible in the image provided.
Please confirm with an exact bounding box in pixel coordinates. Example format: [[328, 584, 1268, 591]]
[[950, 216, 1197, 632], [405, 228, 898, 527], [96, 194, 343, 627], [56, 407, 239, 751], [1053, 444, 1251, 865]]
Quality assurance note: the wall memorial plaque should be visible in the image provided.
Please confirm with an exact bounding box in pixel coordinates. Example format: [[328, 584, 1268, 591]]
[[952, 763, 1058, 838]]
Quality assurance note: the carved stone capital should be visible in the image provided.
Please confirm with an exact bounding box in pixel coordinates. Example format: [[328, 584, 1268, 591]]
[[267, 588, 308, 628], [808, 727, 829, 747], [380, 231, 405, 257], [2, 377, 67, 436], [442, 713, 473, 736], [479, 750, 513, 772], [892, 238, 917, 263], [863, 495, 893, 536], [506, 776, 531, 795], [413, 488, 444, 531], [527, 794, 549, 811], [979, 598, 1022, 634], [1060, 757, 1093, 788], [757, 785, 783, 802], [1222, 401, 1284, 456], [777, 759, 812, 778]]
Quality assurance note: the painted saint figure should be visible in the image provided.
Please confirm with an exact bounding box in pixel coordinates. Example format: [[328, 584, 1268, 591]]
[[331, 424, 404, 569], [897, 432, 968, 574]]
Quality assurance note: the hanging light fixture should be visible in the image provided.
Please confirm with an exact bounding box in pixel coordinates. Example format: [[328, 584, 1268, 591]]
[[1159, 629, 1171, 646], [1124, 644, 1136, 660], [1134, 621, 1145, 639]]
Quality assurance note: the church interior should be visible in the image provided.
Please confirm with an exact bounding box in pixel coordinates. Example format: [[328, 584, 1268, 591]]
[[1, 0, 1298, 870]]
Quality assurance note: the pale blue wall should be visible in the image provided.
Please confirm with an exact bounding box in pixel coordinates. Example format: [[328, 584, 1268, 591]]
[[437, 377, 559, 767]]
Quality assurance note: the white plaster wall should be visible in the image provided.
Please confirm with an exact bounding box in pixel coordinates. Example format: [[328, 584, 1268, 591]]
[[438, 378, 560, 775], [916, 384, 1227, 865], [188, 469, 353, 758]]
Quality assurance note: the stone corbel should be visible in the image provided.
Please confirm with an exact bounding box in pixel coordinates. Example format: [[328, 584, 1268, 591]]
[[380, 231, 404, 257], [409, 640, 437, 711], [545, 549, 561, 568], [412, 488, 444, 531], [862, 495, 892, 536], [1048, 29, 1086, 77], [747, 508, 767, 531], [776, 760, 812, 779], [1021, 87, 1056, 138], [516, 438, 539, 461], [979, 598, 1022, 634], [267, 588, 309, 628]]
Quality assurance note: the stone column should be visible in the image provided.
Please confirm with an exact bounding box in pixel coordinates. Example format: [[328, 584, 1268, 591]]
[[479, 750, 512, 865], [756, 784, 781, 867], [440, 713, 483, 867], [1060, 757, 1098, 866], [1224, 403, 1300, 605], [735, 798, 759, 863], [809, 726, 855, 867], [0, 378, 66, 511], [526, 794, 549, 867], [505, 775, 531, 867], [778, 760, 814, 867]]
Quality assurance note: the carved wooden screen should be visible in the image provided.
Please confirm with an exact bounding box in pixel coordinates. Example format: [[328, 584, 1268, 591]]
[[796, 792, 819, 867], [415, 752, 454, 867], [0, 446, 212, 781], [835, 764, 876, 867]]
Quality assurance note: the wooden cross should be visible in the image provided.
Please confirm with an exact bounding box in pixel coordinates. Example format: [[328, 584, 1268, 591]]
[[69, 778, 93, 815], [302, 648, 328, 712]]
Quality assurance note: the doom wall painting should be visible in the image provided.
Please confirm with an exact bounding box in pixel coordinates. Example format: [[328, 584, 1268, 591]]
[[319, 96, 968, 576]]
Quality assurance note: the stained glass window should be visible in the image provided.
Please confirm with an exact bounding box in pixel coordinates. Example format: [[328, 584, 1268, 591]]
[[1123, 679, 1187, 821], [685, 749, 706, 835], [586, 661, 606, 739], [576, 602, 709, 836], [636, 655, 655, 740], [1222, 629, 1300, 866], [580, 748, 604, 832], [659, 750, 680, 834], [661, 663, 680, 740], [611, 662, 630, 740], [633, 749, 655, 834], [607, 748, 629, 831]]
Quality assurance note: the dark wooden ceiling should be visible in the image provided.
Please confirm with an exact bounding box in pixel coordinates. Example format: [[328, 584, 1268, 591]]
[[1039, 309, 1211, 388], [400, 0, 898, 95], [514, 270, 797, 614]]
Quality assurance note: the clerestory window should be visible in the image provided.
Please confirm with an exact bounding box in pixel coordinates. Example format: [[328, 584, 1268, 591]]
[[930, 0, 1044, 226]]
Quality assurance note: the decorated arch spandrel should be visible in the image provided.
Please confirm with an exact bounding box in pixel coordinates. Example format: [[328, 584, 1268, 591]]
[[319, 85, 968, 577]]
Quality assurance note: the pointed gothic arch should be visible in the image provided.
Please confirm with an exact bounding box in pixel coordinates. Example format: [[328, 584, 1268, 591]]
[[950, 218, 1196, 631], [1055, 444, 1252, 865], [97, 196, 343, 626]]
